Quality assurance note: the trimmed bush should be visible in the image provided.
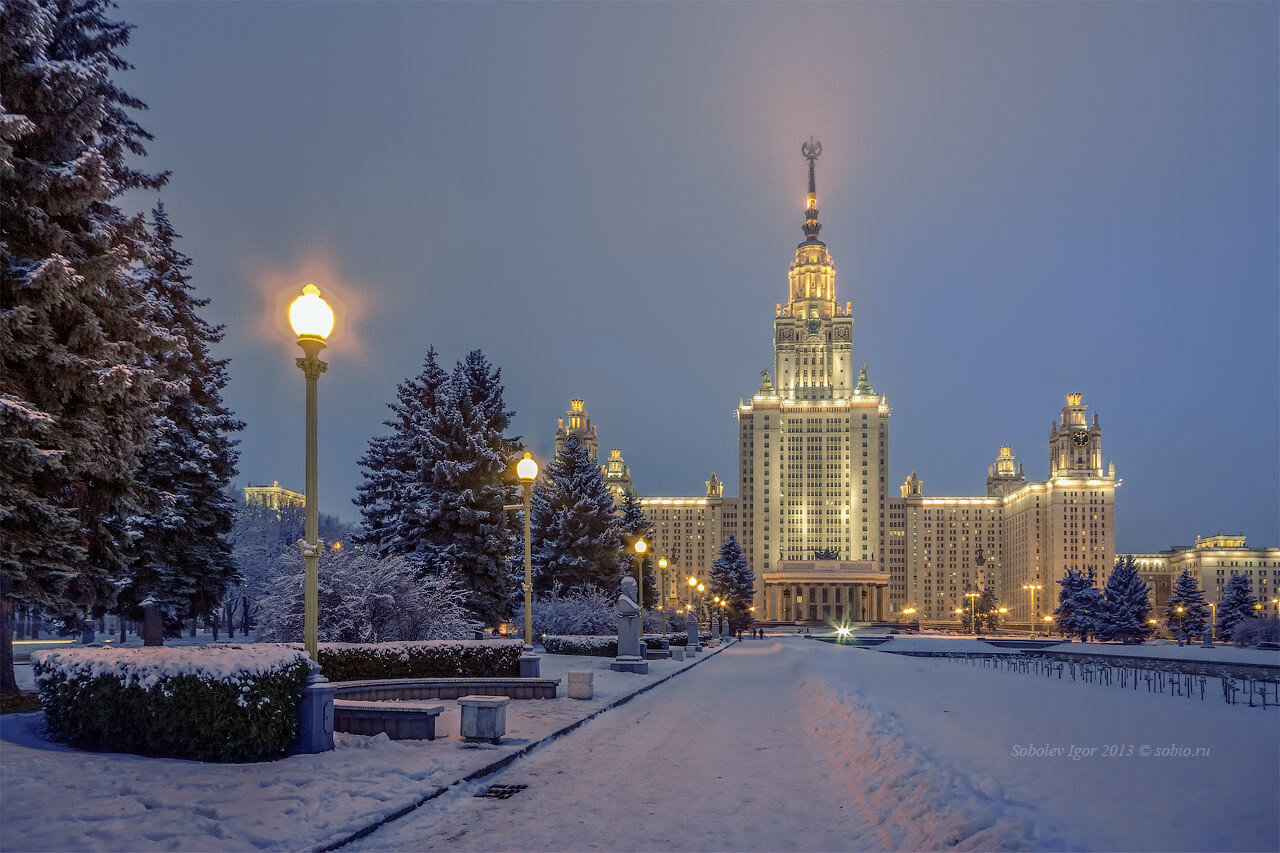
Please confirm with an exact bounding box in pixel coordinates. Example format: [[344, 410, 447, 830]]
[[32, 646, 311, 763], [312, 640, 523, 681], [542, 635, 617, 656], [643, 633, 688, 648]]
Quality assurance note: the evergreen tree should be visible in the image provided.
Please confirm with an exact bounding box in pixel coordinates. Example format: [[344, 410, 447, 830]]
[[709, 535, 754, 631], [1055, 568, 1104, 641], [421, 351, 521, 626], [527, 437, 623, 595], [354, 348, 449, 556], [354, 349, 520, 627], [617, 490, 656, 609], [976, 588, 1000, 632], [117, 205, 242, 640], [1216, 573, 1256, 640], [1099, 555, 1153, 642], [1165, 570, 1209, 641], [1, 0, 168, 690]]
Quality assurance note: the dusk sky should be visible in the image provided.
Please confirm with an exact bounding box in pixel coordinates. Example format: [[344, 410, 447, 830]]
[[117, 2, 1277, 552]]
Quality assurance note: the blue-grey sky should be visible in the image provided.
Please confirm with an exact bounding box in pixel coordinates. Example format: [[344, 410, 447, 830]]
[[119, 2, 1278, 552]]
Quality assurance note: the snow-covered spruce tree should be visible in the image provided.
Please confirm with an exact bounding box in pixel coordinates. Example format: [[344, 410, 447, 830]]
[[116, 205, 242, 643], [1165, 570, 1209, 641], [420, 351, 522, 627], [976, 588, 1000, 632], [1055, 568, 1104, 641], [354, 347, 449, 556], [528, 437, 624, 595], [1, 0, 168, 691], [617, 489, 657, 609], [1099, 555, 1152, 642], [1216, 573, 1256, 640], [256, 548, 474, 643], [355, 349, 521, 628], [709, 535, 754, 631]]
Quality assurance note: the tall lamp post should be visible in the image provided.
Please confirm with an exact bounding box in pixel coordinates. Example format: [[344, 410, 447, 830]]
[[516, 452, 539, 653], [1023, 584, 1042, 636], [634, 539, 647, 619], [289, 283, 334, 662], [658, 557, 669, 634], [964, 591, 980, 636]]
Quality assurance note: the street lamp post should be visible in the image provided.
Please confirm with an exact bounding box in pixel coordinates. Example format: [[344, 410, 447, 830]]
[[516, 453, 539, 654], [658, 557, 669, 634], [634, 539, 647, 617], [964, 591, 980, 636], [1023, 584, 1042, 636], [289, 284, 334, 662]]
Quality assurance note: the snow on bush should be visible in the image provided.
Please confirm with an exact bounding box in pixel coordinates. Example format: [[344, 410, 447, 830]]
[[310, 639, 524, 682], [542, 635, 618, 656], [256, 549, 474, 643], [1231, 618, 1280, 647], [32, 645, 311, 763], [514, 584, 615, 637]]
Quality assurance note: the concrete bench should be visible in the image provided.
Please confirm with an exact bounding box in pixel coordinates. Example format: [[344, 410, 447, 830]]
[[646, 648, 673, 659], [333, 699, 444, 741], [331, 677, 559, 701], [458, 695, 510, 744]]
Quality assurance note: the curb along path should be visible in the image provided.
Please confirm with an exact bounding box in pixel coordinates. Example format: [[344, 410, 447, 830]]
[[319, 641, 738, 852]]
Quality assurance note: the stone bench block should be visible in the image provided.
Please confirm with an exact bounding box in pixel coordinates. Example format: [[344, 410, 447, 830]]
[[333, 699, 444, 741], [566, 670, 593, 700], [671, 647, 685, 661], [458, 695, 510, 744], [332, 677, 559, 701]]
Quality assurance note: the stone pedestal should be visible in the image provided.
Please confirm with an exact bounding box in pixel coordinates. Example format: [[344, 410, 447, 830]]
[[519, 653, 541, 678], [459, 695, 509, 744], [671, 647, 685, 661], [687, 621, 699, 649], [567, 670, 593, 700], [288, 673, 336, 755]]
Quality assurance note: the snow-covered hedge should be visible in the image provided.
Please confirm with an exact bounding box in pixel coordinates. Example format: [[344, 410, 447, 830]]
[[312, 639, 523, 682], [32, 645, 311, 763], [541, 635, 618, 656], [542, 633, 702, 656]]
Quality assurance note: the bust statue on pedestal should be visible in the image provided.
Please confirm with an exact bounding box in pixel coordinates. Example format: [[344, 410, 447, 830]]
[[610, 576, 649, 674]]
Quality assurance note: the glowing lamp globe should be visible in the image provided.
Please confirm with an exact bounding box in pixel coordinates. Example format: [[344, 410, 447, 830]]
[[634, 539, 647, 555], [289, 283, 335, 340], [517, 452, 538, 482], [658, 558, 668, 569], [688, 577, 697, 587]]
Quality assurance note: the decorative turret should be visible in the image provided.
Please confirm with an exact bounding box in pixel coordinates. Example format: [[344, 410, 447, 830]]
[[855, 362, 873, 395], [987, 445, 1026, 497]]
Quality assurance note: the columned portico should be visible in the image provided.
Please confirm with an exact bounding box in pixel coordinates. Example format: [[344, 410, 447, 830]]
[[761, 560, 891, 623]]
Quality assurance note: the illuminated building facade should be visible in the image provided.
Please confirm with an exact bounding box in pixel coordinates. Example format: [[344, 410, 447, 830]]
[[737, 139, 893, 621], [641, 474, 734, 607], [902, 395, 1119, 624], [1127, 535, 1280, 614], [243, 480, 304, 511]]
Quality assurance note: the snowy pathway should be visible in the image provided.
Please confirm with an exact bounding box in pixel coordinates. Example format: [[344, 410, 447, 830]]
[[353, 640, 1039, 851]]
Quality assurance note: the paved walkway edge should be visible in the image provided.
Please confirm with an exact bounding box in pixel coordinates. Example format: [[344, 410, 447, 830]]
[[317, 640, 738, 852]]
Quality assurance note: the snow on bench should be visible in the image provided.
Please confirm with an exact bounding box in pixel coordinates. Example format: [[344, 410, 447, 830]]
[[333, 699, 444, 741]]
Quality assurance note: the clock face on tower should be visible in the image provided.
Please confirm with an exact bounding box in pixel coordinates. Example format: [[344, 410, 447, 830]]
[[1072, 430, 1090, 447]]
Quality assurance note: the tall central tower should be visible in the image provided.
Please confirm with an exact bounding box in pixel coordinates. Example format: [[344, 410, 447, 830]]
[[774, 138, 856, 401], [737, 140, 893, 620]]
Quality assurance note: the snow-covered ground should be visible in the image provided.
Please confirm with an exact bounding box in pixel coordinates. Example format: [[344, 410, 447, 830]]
[[354, 637, 1278, 852], [0, 649, 712, 852], [4, 637, 1277, 852]]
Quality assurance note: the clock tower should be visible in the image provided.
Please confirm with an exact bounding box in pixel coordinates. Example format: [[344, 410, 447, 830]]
[[1050, 393, 1103, 476]]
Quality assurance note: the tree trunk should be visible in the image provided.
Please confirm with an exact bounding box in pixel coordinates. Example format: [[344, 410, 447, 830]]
[[142, 605, 164, 646], [0, 591, 17, 694], [189, 616, 197, 638], [210, 612, 219, 641], [242, 597, 250, 636], [119, 610, 127, 644], [15, 606, 25, 641]]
